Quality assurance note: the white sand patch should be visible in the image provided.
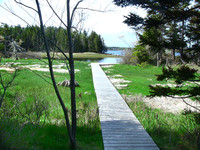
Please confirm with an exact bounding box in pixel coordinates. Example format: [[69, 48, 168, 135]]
[[144, 96, 200, 114], [4, 62, 24, 66], [0, 67, 16, 72], [108, 76, 132, 89], [0, 63, 80, 73], [123, 94, 200, 114], [25, 64, 42, 68], [109, 78, 131, 84], [151, 83, 192, 88], [107, 71, 200, 114], [112, 75, 123, 78], [28, 67, 80, 73], [115, 84, 128, 89], [101, 65, 113, 68]]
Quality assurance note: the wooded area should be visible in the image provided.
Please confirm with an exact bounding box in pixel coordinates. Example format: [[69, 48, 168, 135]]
[[0, 24, 107, 54], [114, 0, 200, 66]]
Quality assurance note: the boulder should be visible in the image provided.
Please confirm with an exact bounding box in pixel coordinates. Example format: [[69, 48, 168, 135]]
[[57, 79, 80, 87]]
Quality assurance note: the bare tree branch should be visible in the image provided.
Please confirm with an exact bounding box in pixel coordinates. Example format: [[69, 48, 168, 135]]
[[77, 7, 112, 13], [47, 40, 71, 73], [71, 0, 83, 24], [0, 5, 31, 26], [0, 69, 17, 108], [46, 0, 68, 28], [44, 11, 55, 26], [182, 98, 200, 112], [16, 3, 39, 25], [14, 0, 38, 13], [24, 67, 53, 86]]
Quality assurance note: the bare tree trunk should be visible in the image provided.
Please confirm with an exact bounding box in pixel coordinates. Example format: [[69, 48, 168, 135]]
[[156, 52, 159, 67], [4, 37, 6, 55], [35, 0, 76, 148], [157, 51, 162, 67], [180, 20, 185, 62], [0, 69, 17, 108], [172, 48, 175, 61], [66, 1, 76, 148]]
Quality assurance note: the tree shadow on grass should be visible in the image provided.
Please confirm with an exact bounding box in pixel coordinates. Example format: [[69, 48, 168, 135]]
[[0, 119, 104, 150], [147, 126, 198, 150]]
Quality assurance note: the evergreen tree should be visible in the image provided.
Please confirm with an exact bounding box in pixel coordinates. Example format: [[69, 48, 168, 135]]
[[114, 0, 200, 64], [82, 31, 89, 52], [0, 25, 106, 54]]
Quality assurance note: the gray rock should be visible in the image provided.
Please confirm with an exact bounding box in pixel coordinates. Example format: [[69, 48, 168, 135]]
[[57, 79, 80, 87]]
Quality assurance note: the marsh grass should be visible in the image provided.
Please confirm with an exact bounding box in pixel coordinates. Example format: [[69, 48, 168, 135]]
[[13, 51, 118, 60], [103, 64, 200, 150], [127, 100, 200, 150], [0, 59, 103, 150]]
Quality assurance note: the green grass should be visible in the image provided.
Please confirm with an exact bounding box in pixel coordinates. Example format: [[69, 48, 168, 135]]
[[0, 59, 103, 150], [103, 64, 200, 150], [103, 64, 165, 95], [128, 102, 199, 150]]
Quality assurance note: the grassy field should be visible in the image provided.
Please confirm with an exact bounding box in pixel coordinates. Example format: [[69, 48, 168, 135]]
[[16, 51, 120, 60], [0, 58, 103, 150], [103, 64, 200, 150], [2, 56, 200, 150], [103, 64, 165, 95]]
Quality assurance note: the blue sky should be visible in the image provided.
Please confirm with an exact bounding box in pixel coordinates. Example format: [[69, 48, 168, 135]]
[[0, 0, 146, 48]]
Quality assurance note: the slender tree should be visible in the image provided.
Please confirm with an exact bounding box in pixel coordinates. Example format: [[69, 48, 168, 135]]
[[35, 0, 79, 148]]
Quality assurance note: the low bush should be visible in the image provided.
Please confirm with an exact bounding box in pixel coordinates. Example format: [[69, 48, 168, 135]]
[[121, 45, 150, 66]]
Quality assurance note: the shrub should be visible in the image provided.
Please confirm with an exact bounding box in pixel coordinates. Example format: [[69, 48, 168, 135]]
[[121, 50, 134, 65], [132, 45, 150, 64], [121, 45, 150, 66]]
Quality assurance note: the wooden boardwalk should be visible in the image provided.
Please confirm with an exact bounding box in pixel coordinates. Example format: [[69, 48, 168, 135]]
[[91, 63, 159, 150]]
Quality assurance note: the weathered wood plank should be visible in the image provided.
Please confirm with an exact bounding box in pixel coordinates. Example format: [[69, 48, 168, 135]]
[[91, 63, 159, 150], [104, 147, 158, 150]]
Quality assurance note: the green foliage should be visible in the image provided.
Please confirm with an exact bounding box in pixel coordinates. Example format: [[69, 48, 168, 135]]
[[149, 65, 200, 98], [0, 43, 4, 52], [156, 66, 197, 83], [88, 31, 106, 53], [132, 44, 150, 65], [114, 0, 200, 64], [0, 24, 106, 54], [139, 27, 163, 51]]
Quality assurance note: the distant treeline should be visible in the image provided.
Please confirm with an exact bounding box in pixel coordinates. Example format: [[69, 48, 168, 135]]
[[0, 24, 107, 54], [108, 47, 132, 50]]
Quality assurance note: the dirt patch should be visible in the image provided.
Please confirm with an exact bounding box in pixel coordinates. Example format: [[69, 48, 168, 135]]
[[0, 63, 80, 73], [123, 94, 200, 114], [107, 75, 132, 89], [0, 67, 16, 73], [103, 64, 200, 114], [101, 65, 114, 68]]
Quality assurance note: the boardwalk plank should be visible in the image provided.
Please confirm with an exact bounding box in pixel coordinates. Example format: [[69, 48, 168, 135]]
[[91, 63, 159, 150]]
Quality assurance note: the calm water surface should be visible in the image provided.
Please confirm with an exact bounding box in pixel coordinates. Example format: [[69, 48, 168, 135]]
[[99, 50, 123, 63], [75, 50, 123, 63], [105, 50, 124, 56]]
